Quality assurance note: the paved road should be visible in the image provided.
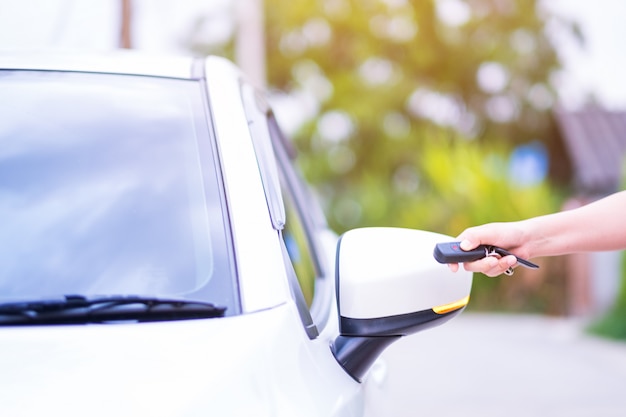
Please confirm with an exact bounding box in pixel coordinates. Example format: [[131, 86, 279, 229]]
[[368, 313, 626, 417]]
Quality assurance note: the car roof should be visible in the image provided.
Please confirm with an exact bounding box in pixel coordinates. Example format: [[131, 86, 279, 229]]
[[0, 50, 201, 79]]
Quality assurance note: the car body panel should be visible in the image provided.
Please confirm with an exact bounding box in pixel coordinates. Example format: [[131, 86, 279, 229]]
[[0, 303, 362, 417]]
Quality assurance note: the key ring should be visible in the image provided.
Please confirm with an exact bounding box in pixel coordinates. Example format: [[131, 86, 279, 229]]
[[485, 247, 515, 276]]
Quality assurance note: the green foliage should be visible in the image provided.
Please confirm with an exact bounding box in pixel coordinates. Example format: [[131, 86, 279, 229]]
[[265, 0, 566, 147], [299, 126, 560, 233]]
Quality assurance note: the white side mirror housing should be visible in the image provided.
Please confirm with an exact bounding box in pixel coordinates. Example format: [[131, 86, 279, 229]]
[[331, 227, 473, 381]]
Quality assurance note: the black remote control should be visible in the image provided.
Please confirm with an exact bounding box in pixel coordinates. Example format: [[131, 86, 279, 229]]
[[433, 241, 539, 269], [433, 242, 487, 264]]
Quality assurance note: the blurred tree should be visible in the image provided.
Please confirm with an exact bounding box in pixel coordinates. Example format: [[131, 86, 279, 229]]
[[260, 0, 575, 232]]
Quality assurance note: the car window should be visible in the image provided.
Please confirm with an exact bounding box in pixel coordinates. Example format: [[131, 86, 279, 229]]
[[281, 184, 317, 306], [266, 115, 327, 307], [0, 70, 238, 314]]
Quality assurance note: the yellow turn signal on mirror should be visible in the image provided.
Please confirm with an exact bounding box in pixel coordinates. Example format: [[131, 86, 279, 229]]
[[432, 295, 470, 315]]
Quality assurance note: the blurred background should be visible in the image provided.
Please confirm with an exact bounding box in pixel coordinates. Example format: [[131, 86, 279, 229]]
[[2, 0, 626, 337]]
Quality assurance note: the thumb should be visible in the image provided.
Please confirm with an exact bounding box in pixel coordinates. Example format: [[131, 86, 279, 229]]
[[459, 239, 478, 251]]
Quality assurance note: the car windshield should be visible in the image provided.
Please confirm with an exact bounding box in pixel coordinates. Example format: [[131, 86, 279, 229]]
[[0, 70, 238, 315]]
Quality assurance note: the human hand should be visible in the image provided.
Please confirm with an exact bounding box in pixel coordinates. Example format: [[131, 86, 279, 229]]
[[448, 222, 529, 277]]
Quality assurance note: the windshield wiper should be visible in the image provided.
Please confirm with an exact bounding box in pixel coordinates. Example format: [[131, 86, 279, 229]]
[[0, 294, 226, 325]]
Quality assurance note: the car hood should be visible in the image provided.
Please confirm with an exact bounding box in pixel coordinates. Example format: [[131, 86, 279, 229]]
[[0, 303, 358, 417]]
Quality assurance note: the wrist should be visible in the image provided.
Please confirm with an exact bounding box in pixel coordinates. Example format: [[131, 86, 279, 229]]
[[518, 218, 544, 259]]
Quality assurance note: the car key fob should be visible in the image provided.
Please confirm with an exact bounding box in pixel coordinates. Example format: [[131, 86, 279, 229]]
[[433, 242, 487, 264], [433, 241, 539, 269]]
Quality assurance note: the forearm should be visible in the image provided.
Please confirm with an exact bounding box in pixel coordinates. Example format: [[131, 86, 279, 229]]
[[524, 191, 626, 257]]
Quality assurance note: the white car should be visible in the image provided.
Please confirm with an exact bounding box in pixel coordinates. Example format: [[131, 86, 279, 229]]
[[0, 52, 472, 416]]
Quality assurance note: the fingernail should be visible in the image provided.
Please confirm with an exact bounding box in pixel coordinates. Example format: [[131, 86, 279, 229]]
[[460, 240, 472, 250]]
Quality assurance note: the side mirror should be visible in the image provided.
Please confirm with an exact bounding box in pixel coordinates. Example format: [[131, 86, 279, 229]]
[[331, 227, 472, 382]]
